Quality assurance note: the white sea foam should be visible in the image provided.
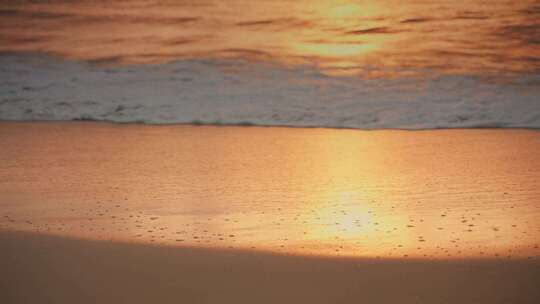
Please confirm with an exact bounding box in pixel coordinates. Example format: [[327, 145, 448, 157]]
[[1, 54, 539, 129]]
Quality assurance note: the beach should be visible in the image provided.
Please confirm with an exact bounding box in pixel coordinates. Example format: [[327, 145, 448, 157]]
[[1, 122, 539, 303], [1, 122, 539, 258], [2, 231, 539, 304], [1, 0, 539, 302]]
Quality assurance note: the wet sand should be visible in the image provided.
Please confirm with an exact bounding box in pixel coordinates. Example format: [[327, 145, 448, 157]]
[[1, 122, 539, 258], [1, 122, 540, 303], [1, 231, 539, 304]]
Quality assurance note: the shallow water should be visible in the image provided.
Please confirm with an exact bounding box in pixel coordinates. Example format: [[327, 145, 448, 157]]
[[1, 0, 539, 77], [1, 122, 539, 259]]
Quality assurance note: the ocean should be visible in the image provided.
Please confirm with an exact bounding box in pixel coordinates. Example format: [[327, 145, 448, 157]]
[[1, 0, 539, 129]]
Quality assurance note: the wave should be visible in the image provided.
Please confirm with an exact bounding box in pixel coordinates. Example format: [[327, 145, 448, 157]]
[[1, 54, 539, 130]]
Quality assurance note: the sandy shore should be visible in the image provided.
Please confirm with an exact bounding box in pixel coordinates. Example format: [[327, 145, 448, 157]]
[[1, 231, 539, 304], [2, 122, 540, 259], [1, 123, 539, 302]]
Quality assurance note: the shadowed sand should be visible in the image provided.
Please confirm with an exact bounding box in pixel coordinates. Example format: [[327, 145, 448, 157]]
[[1, 231, 539, 304]]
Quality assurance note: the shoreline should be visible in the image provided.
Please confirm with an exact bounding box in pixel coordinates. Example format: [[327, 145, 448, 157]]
[[2, 53, 539, 130], [1, 120, 540, 132]]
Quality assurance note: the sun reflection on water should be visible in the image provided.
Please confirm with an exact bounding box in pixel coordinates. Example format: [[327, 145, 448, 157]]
[[0, 0, 538, 77]]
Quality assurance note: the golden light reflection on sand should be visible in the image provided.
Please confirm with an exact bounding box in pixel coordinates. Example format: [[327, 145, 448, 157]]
[[1, 123, 539, 259]]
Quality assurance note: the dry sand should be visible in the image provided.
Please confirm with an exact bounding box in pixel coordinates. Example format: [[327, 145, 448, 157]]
[[1, 231, 539, 304]]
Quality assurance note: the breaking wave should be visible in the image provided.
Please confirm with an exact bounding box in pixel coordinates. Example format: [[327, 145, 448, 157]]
[[1, 54, 539, 129]]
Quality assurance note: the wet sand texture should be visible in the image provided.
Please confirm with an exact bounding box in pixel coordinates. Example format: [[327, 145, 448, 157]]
[[2, 123, 539, 259]]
